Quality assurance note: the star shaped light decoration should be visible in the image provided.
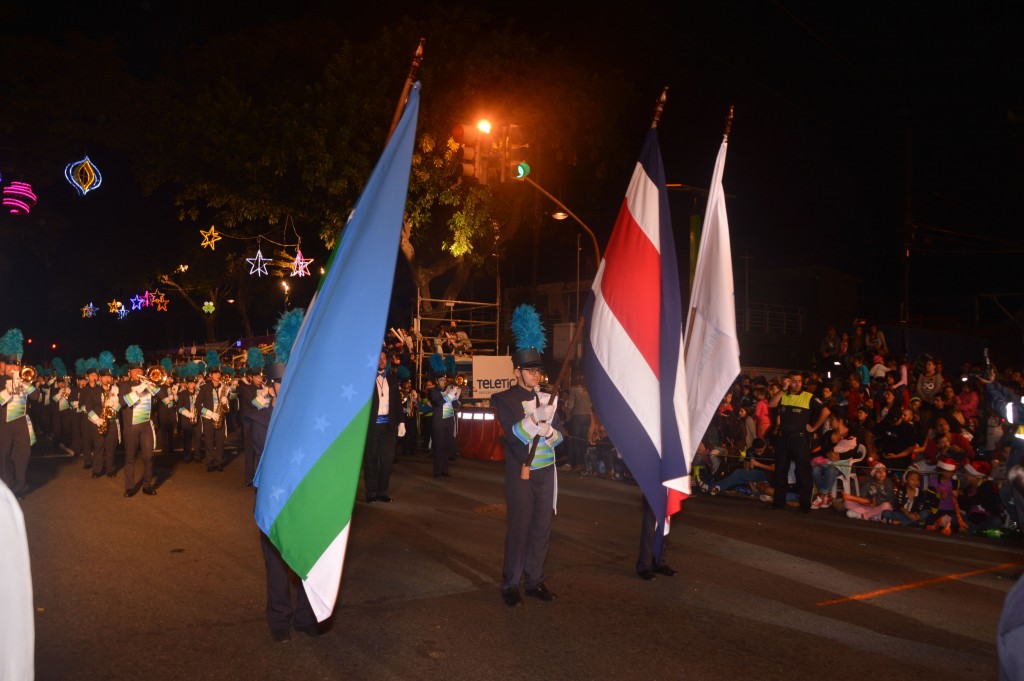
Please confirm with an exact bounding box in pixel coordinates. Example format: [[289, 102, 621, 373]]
[[107, 300, 121, 314], [246, 249, 269, 277], [130, 294, 144, 311], [202, 301, 215, 314], [290, 249, 313, 277], [200, 226, 222, 250], [81, 302, 98, 318], [117, 307, 130, 320], [140, 290, 153, 308], [152, 291, 169, 312]]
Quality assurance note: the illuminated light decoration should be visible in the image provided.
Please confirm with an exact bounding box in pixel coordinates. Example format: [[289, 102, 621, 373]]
[[246, 249, 269, 276], [3, 182, 38, 215], [140, 290, 153, 308], [290, 249, 313, 277], [117, 307, 129, 320], [81, 302, 98, 318], [130, 294, 145, 310], [200, 226, 222, 250], [151, 292, 169, 312], [107, 299, 122, 314], [202, 301, 215, 314], [64, 156, 103, 196]]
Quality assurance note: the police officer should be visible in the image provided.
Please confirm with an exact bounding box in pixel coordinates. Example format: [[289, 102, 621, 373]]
[[492, 345, 563, 607], [768, 370, 830, 512]]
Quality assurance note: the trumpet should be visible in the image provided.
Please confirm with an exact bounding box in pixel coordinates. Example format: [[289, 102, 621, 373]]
[[138, 365, 167, 390], [20, 366, 36, 383]]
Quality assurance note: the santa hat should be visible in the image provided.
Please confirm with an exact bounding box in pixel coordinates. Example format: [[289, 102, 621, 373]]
[[871, 462, 886, 475], [963, 461, 991, 479], [936, 458, 957, 472]]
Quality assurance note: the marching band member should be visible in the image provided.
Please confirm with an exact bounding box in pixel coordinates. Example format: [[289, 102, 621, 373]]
[[428, 371, 460, 477], [92, 365, 120, 478], [117, 345, 159, 497], [156, 363, 179, 456], [196, 362, 229, 472], [237, 347, 266, 487], [362, 350, 403, 503], [0, 329, 37, 499], [79, 366, 103, 471], [176, 366, 201, 464]]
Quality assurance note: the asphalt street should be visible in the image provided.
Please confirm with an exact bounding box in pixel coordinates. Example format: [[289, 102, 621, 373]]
[[17, 438, 1023, 681]]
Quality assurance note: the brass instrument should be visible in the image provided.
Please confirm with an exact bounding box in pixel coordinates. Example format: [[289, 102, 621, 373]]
[[216, 383, 231, 418], [20, 366, 36, 383], [97, 386, 116, 436], [137, 365, 167, 391], [455, 374, 467, 388]]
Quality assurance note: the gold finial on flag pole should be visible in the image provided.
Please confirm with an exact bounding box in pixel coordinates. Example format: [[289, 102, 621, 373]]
[[650, 86, 669, 129], [386, 38, 426, 144], [723, 105, 735, 138]]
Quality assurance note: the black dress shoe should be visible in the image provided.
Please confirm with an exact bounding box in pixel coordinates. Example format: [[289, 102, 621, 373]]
[[637, 569, 657, 581], [106, 472, 116, 478], [654, 564, 677, 577], [83, 462, 92, 469], [271, 629, 291, 643], [376, 494, 392, 503], [296, 624, 323, 638], [92, 472, 103, 479], [502, 588, 523, 607], [524, 583, 558, 602], [365, 496, 378, 503], [124, 488, 137, 498], [142, 486, 157, 496]]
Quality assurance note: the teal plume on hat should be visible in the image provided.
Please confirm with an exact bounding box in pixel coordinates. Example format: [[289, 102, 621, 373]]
[[510, 305, 546, 353], [98, 351, 115, 372], [274, 308, 305, 364], [205, 349, 221, 369], [0, 328, 24, 360], [84, 357, 99, 371], [161, 357, 173, 373], [444, 354, 456, 375], [52, 357, 68, 378], [246, 346, 265, 371], [74, 358, 86, 376], [429, 353, 446, 375], [125, 345, 144, 366]]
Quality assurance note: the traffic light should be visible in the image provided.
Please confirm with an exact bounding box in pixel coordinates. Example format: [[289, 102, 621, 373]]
[[512, 161, 530, 180], [453, 120, 492, 185], [498, 124, 530, 182]]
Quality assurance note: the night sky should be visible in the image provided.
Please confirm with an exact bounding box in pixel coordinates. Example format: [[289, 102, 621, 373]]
[[1, 1, 1021, 363]]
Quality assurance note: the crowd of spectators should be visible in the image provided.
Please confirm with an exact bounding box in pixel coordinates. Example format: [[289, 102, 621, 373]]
[[687, 319, 1024, 538]]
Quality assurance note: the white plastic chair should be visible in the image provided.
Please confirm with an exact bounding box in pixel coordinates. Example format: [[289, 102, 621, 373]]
[[830, 444, 866, 497]]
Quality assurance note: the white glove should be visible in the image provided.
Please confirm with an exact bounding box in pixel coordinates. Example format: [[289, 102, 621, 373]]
[[534, 404, 555, 424], [398, 422, 407, 438], [0, 389, 9, 402], [186, 410, 196, 420], [132, 384, 146, 395], [538, 421, 554, 438]]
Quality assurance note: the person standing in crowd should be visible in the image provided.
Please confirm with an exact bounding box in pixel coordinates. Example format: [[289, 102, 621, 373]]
[[492, 306, 563, 607], [418, 378, 434, 452], [564, 375, 592, 474], [769, 369, 831, 513], [0, 329, 35, 499], [362, 350, 403, 502], [70, 372, 87, 460], [196, 362, 230, 473], [156, 370, 178, 455], [117, 346, 160, 497], [428, 372, 460, 477]]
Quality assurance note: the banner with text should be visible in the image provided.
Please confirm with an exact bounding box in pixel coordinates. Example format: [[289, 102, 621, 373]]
[[472, 356, 515, 399]]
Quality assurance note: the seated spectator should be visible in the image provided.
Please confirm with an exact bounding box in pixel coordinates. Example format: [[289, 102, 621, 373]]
[[876, 387, 901, 424], [958, 380, 980, 422], [865, 323, 888, 357], [915, 357, 944, 405], [851, 354, 870, 392], [704, 438, 774, 496], [960, 461, 1002, 533], [869, 353, 890, 381], [810, 413, 859, 509], [924, 458, 964, 536], [874, 407, 919, 471], [882, 469, 928, 526], [843, 462, 896, 521], [851, 405, 876, 457], [922, 416, 976, 465], [752, 386, 771, 440]]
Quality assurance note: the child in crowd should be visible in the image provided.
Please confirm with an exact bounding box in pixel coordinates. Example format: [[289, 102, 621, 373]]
[[843, 462, 895, 521], [810, 413, 859, 509], [882, 469, 927, 526], [960, 461, 1003, 532], [924, 458, 964, 536]]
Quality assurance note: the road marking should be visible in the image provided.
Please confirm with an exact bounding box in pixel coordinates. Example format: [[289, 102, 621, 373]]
[[817, 561, 1023, 607]]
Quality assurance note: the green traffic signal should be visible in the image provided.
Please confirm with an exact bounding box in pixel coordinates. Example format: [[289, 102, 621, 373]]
[[515, 162, 530, 179]]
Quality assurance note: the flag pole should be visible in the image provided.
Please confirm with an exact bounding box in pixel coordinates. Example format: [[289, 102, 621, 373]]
[[385, 38, 425, 145], [650, 86, 669, 129], [723, 104, 735, 139]]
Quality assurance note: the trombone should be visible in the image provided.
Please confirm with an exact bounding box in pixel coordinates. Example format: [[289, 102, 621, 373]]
[[139, 365, 168, 390]]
